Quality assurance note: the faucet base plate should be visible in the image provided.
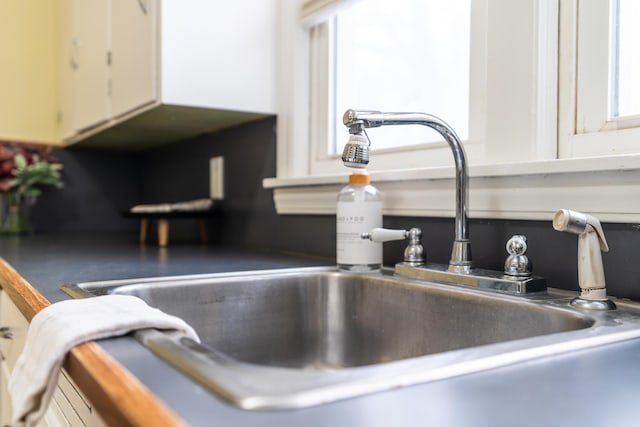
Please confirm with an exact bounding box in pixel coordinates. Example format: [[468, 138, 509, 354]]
[[395, 262, 547, 294]]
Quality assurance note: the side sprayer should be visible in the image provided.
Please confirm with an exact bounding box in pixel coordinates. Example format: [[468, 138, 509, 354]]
[[553, 209, 616, 310]]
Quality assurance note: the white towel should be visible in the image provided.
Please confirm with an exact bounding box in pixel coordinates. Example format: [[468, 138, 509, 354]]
[[8, 295, 199, 427]]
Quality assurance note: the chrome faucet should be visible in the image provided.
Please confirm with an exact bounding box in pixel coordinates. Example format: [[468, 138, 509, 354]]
[[343, 109, 547, 294], [342, 109, 471, 273]]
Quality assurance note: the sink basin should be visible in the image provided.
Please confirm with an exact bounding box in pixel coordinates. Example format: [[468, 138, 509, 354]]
[[62, 267, 640, 410]]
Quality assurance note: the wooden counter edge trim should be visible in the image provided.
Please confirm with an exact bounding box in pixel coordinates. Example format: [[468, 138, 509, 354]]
[[0, 257, 188, 427], [0, 258, 48, 321], [66, 342, 188, 427]]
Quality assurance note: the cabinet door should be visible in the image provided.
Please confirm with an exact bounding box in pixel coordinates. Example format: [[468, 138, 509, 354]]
[[110, 0, 157, 118], [0, 291, 28, 372], [0, 290, 28, 426], [40, 397, 71, 427], [0, 361, 10, 426], [68, 0, 109, 132]]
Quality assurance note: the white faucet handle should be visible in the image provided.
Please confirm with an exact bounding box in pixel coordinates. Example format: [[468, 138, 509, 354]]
[[362, 228, 425, 265], [361, 228, 408, 242]]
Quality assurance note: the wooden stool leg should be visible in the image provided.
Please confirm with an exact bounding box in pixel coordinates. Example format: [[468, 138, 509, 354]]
[[198, 220, 208, 243], [157, 219, 169, 247], [139, 219, 148, 244]]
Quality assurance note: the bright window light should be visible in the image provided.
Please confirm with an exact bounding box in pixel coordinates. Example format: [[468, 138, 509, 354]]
[[332, 0, 471, 154], [611, 0, 640, 118]]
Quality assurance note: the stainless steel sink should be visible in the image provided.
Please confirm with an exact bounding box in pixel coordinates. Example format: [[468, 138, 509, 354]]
[[62, 267, 640, 410]]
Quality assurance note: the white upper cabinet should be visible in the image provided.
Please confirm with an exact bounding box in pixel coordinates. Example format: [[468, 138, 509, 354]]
[[61, 0, 158, 140], [62, 0, 278, 146]]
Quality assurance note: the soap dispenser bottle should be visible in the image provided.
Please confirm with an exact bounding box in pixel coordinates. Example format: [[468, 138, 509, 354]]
[[336, 171, 382, 271]]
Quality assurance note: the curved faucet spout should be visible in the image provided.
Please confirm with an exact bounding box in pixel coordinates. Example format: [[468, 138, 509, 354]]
[[343, 109, 471, 272]]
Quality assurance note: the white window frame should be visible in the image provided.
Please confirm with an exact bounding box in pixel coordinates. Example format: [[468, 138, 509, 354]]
[[265, 0, 640, 223]]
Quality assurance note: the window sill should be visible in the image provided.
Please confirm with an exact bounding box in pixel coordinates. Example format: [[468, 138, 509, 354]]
[[263, 154, 640, 223]]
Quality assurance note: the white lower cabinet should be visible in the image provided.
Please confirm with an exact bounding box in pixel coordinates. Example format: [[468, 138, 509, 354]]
[[0, 361, 11, 427], [0, 290, 105, 427]]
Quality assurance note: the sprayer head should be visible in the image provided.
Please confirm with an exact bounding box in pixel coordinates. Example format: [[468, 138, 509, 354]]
[[553, 209, 609, 252], [553, 209, 588, 234], [342, 132, 370, 169]]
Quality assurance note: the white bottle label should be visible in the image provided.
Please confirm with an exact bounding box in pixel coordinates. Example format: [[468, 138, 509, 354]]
[[336, 201, 382, 266]]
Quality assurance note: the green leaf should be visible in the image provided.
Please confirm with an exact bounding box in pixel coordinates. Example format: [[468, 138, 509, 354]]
[[14, 154, 27, 170]]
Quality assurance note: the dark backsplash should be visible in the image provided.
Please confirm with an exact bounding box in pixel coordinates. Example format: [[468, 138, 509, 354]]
[[30, 117, 640, 301], [32, 147, 141, 233]]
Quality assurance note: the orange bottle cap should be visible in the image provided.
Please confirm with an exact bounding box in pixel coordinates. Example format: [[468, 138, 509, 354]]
[[349, 172, 370, 185]]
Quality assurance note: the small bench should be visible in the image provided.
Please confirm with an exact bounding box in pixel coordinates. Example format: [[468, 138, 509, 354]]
[[123, 208, 216, 247]]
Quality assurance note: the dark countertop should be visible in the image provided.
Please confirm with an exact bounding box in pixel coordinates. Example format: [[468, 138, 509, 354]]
[[1, 233, 639, 426], [0, 233, 329, 303]]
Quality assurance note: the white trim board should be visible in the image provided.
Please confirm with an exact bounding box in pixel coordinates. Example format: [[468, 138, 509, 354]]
[[264, 154, 640, 223]]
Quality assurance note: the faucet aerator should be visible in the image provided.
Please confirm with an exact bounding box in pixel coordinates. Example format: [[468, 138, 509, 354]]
[[342, 133, 370, 168]]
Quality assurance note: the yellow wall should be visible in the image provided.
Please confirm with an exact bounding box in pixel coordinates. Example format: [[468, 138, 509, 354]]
[[0, 0, 60, 144]]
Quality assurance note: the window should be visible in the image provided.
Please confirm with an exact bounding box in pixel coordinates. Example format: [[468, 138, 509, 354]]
[[266, 0, 640, 223], [611, 0, 640, 118], [302, 0, 558, 176], [308, 0, 479, 176], [559, 0, 640, 158]]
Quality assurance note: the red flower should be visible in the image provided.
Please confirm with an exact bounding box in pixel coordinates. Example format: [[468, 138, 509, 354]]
[[0, 142, 63, 195], [1, 160, 13, 175], [0, 177, 11, 192]]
